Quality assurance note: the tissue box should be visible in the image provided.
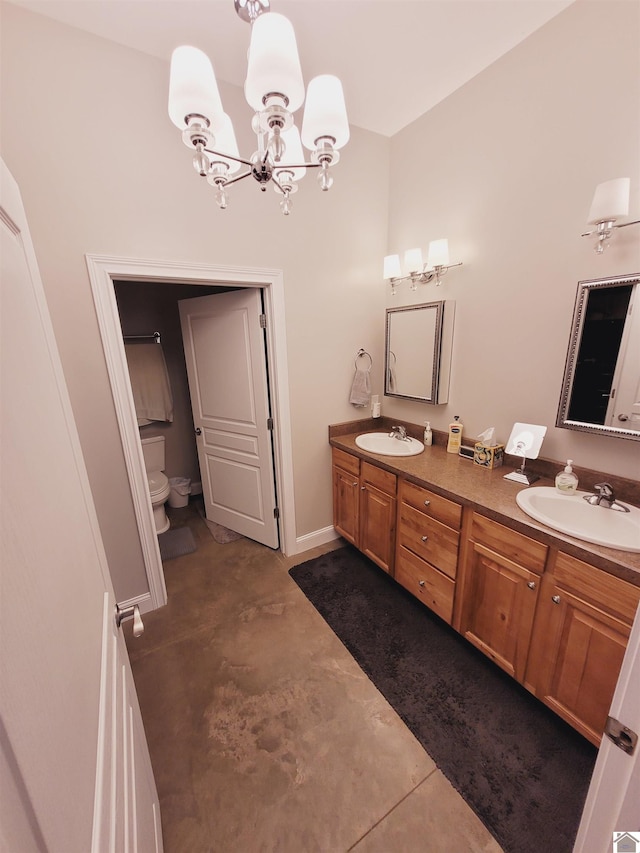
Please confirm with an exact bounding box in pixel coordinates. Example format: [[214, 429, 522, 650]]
[[473, 442, 504, 469]]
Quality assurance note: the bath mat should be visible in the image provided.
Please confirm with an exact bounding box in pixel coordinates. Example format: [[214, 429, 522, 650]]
[[158, 526, 196, 561], [207, 521, 244, 544], [289, 545, 597, 853], [195, 502, 244, 544]]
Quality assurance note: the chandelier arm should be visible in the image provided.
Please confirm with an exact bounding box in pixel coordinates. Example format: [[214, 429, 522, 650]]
[[219, 170, 253, 187], [204, 148, 253, 168]]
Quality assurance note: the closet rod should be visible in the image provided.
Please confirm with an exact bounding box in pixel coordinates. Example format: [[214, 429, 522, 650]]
[[124, 331, 161, 344]]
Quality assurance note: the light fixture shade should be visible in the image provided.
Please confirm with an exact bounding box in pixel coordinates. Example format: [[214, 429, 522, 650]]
[[428, 238, 450, 268], [403, 248, 423, 274], [169, 46, 225, 132], [301, 75, 350, 150], [588, 178, 630, 223], [275, 126, 306, 181], [244, 13, 305, 112], [383, 254, 401, 280], [208, 114, 241, 174]]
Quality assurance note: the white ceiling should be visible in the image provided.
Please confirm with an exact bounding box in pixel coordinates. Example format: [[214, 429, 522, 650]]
[[9, 0, 574, 136]]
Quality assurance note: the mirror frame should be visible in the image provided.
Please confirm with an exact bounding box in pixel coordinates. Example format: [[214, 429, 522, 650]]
[[556, 272, 640, 441], [384, 300, 453, 404]]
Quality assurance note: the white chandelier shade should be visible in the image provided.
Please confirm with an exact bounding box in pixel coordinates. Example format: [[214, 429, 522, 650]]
[[302, 75, 350, 150], [244, 12, 305, 112], [168, 46, 225, 133], [205, 113, 241, 175], [167, 7, 349, 216]]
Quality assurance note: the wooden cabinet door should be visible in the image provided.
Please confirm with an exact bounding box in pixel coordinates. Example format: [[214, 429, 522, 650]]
[[528, 578, 631, 746], [526, 553, 640, 747], [460, 541, 540, 682], [360, 482, 396, 574], [332, 465, 359, 546]]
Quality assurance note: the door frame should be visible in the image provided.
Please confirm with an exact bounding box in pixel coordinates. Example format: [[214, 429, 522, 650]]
[[86, 254, 297, 610]]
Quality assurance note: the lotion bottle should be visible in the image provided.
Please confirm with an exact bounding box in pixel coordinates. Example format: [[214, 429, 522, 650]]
[[423, 421, 433, 446], [556, 459, 579, 494], [447, 416, 463, 454]]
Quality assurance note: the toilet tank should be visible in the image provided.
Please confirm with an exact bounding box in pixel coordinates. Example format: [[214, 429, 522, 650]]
[[140, 435, 165, 473]]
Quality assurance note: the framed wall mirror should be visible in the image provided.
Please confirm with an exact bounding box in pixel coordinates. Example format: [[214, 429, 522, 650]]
[[384, 300, 455, 403], [557, 273, 640, 440]]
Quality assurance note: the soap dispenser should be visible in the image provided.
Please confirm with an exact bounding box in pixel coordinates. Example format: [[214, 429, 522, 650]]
[[556, 459, 578, 494], [423, 422, 433, 446]]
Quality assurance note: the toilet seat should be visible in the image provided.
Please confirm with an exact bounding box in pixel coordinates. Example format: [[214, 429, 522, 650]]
[[147, 470, 170, 500]]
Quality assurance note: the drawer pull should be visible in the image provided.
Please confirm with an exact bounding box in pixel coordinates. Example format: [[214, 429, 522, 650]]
[[552, 595, 561, 605], [424, 500, 431, 507], [421, 535, 429, 542], [418, 580, 425, 587], [527, 581, 536, 590]]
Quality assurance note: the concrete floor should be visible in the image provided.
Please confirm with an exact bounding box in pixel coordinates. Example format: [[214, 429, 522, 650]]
[[126, 501, 503, 853]]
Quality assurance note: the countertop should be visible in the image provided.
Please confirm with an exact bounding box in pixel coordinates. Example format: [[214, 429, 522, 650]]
[[329, 426, 640, 587]]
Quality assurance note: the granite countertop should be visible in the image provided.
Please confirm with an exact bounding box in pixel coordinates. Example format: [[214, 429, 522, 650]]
[[329, 426, 640, 587]]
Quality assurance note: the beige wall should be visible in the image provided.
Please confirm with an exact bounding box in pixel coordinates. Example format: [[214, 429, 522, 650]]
[[383, 0, 640, 478], [0, 2, 389, 600], [1, 1, 638, 603]]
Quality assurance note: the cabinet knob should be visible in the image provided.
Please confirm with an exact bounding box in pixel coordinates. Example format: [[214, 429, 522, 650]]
[[361, 486, 366, 491], [421, 535, 429, 542], [418, 580, 425, 587], [424, 500, 431, 507], [351, 482, 358, 487], [552, 595, 561, 605], [527, 581, 536, 590]]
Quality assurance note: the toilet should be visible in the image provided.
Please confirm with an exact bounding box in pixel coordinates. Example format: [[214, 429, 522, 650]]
[[140, 435, 170, 534]]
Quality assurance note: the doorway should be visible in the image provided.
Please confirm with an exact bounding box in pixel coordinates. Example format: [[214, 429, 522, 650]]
[[86, 255, 297, 612]]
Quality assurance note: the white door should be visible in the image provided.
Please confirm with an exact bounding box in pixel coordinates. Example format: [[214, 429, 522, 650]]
[[179, 289, 279, 548], [0, 160, 162, 853], [606, 285, 640, 429]]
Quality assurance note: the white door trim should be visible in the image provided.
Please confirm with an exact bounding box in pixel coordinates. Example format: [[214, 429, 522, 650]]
[[85, 254, 297, 609]]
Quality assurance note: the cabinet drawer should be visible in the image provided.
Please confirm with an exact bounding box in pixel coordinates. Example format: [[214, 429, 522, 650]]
[[396, 546, 455, 624], [470, 513, 547, 574], [398, 503, 459, 579], [399, 479, 462, 530], [553, 552, 640, 624], [332, 447, 359, 477], [362, 461, 396, 497]]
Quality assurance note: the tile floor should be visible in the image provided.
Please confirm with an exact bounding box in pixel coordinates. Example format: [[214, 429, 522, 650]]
[[125, 500, 503, 853]]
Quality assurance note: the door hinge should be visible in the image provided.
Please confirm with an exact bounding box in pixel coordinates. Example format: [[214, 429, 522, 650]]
[[259, 313, 267, 328], [267, 417, 274, 430], [273, 506, 280, 519], [604, 716, 638, 755]]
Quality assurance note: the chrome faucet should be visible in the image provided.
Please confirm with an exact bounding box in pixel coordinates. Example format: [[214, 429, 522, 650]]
[[583, 482, 630, 513], [389, 425, 408, 441]]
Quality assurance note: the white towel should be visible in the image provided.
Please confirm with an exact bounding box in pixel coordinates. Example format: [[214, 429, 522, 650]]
[[125, 343, 174, 426], [349, 365, 371, 407]]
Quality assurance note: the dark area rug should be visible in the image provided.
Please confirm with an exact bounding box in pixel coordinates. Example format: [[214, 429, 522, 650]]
[[289, 546, 597, 853], [158, 526, 196, 561]]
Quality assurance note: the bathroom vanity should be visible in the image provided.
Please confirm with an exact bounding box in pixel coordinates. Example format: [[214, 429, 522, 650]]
[[330, 421, 640, 747]]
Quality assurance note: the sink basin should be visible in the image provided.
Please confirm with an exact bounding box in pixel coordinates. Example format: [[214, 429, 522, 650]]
[[355, 432, 424, 457], [516, 486, 640, 552]]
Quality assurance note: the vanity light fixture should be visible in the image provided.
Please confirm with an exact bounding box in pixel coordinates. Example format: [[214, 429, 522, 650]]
[[581, 178, 640, 253], [383, 239, 462, 295], [168, 0, 349, 215]]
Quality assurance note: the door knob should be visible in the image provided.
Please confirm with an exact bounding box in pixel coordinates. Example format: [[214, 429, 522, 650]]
[[195, 427, 202, 435], [115, 604, 144, 637]]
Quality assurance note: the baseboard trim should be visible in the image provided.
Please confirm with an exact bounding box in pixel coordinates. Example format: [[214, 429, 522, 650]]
[[295, 525, 340, 554]]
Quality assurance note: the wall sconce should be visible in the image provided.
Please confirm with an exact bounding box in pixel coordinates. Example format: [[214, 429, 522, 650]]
[[581, 178, 639, 253], [383, 239, 462, 295]]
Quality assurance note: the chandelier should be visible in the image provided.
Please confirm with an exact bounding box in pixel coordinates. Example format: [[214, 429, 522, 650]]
[[168, 0, 350, 215]]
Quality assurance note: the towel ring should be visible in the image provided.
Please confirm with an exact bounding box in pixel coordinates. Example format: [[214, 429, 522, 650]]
[[355, 348, 372, 370]]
